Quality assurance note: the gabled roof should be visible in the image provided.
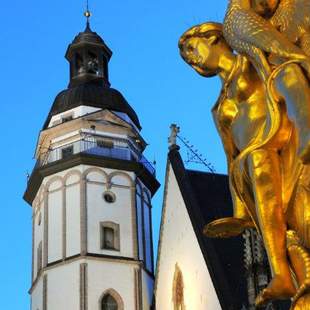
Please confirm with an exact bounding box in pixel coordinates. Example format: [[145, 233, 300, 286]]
[[167, 147, 248, 310]]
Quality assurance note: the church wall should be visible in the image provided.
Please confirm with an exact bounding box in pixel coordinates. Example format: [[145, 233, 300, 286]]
[[30, 162, 153, 308], [45, 261, 80, 310], [31, 255, 152, 310], [137, 180, 154, 272], [87, 259, 136, 309], [155, 165, 222, 310], [86, 168, 135, 257], [136, 192, 144, 261], [141, 269, 154, 309], [31, 276, 43, 310], [47, 190, 63, 263], [33, 199, 44, 280], [65, 182, 81, 257], [143, 203, 152, 271], [35, 165, 136, 264]]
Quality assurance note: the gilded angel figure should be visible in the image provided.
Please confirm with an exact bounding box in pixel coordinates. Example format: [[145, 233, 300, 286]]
[[179, 0, 310, 307]]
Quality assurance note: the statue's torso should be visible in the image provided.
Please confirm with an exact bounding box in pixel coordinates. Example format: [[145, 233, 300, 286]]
[[216, 59, 268, 151], [215, 58, 291, 152]]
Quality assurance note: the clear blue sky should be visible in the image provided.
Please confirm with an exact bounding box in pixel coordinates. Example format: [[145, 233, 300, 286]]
[[0, 0, 228, 308]]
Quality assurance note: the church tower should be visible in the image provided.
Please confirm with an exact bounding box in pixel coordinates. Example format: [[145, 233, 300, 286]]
[[24, 14, 159, 310]]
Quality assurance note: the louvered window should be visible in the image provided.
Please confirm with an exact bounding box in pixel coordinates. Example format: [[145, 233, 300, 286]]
[[101, 294, 118, 310]]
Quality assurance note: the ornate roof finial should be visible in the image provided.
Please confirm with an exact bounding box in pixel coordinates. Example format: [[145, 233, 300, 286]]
[[168, 124, 180, 150], [84, 0, 92, 30]]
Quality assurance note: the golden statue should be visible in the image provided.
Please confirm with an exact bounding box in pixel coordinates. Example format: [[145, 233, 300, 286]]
[[179, 3, 310, 306]]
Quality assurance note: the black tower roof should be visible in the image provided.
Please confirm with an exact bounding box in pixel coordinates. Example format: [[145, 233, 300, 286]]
[[43, 80, 141, 130], [65, 22, 112, 66], [71, 22, 106, 45], [43, 21, 141, 130]]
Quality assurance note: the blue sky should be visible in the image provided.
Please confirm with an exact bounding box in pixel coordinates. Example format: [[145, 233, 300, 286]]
[[0, 0, 229, 308]]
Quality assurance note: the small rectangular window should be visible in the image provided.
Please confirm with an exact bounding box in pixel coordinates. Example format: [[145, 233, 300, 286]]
[[100, 222, 120, 251], [62, 115, 73, 123], [52, 119, 62, 126], [103, 227, 115, 249], [97, 139, 114, 149], [61, 145, 74, 159]]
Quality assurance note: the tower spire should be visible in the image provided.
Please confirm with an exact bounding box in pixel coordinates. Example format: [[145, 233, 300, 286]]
[[84, 0, 92, 30]]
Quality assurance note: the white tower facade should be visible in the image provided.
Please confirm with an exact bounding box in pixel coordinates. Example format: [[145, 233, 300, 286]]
[[24, 21, 159, 310]]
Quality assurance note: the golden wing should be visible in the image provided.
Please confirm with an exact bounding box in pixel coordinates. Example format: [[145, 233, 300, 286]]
[[224, 7, 306, 59], [271, 0, 310, 43]]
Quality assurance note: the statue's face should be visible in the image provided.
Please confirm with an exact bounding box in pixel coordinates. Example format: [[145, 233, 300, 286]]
[[251, 0, 279, 16], [180, 36, 221, 77]]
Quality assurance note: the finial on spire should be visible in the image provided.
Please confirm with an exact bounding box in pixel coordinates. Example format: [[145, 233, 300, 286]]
[[84, 0, 92, 29], [168, 124, 180, 150]]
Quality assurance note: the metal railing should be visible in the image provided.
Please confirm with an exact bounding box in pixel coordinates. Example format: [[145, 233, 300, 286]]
[[36, 139, 156, 176]]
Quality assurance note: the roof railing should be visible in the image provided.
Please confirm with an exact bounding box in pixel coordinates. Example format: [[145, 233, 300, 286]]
[[35, 139, 156, 176]]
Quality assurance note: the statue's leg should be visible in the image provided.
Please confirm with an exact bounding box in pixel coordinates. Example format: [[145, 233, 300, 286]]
[[246, 149, 296, 306], [229, 176, 251, 220], [275, 64, 310, 164]]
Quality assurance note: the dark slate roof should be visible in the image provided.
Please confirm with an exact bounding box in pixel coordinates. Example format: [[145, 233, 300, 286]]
[[42, 79, 141, 130], [72, 23, 105, 45], [168, 148, 247, 310], [65, 22, 112, 60]]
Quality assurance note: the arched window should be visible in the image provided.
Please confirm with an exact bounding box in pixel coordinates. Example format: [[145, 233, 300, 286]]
[[101, 294, 118, 310], [99, 289, 124, 310], [172, 264, 185, 310]]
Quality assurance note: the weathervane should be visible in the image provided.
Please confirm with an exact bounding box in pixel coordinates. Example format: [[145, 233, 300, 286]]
[[84, 0, 92, 25]]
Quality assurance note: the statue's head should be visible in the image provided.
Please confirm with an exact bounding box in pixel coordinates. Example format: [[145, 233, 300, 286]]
[[251, 0, 279, 17], [179, 22, 231, 77]]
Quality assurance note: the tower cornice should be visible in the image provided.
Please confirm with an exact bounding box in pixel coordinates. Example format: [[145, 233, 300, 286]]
[[24, 152, 160, 205]]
